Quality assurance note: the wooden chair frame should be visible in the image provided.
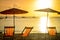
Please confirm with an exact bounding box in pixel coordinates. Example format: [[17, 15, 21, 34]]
[[3, 26, 15, 40], [21, 27, 33, 37], [47, 27, 57, 36], [18, 27, 33, 40]]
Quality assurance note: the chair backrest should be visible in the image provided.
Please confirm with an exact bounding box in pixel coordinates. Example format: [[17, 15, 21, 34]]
[[21, 27, 33, 37], [47, 27, 57, 36], [4, 26, 14, 37]]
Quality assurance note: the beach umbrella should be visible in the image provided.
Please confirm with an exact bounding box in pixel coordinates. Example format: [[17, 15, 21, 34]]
[[35, 8, 60, 27], [35, 8, 60, 40], [0, 8, 28, 27]]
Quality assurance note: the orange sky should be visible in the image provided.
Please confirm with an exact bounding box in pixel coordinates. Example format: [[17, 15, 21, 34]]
[[0, 0, 60, 17]]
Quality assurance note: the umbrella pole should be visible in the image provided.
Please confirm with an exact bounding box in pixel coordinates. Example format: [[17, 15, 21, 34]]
[[45, 12, 49, 40], [12, 14, 15, 36], [46, 12, 49, 27], [13, 14, 15, 27]]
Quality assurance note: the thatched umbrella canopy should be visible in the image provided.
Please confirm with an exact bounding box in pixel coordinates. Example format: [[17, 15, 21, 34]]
[[35, 8, 60, 13], [0, 8, 28, 14]]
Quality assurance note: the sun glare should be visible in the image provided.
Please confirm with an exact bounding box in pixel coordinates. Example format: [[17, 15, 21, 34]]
[[35, 0, 52, 9], [39, 17, 50, 33]]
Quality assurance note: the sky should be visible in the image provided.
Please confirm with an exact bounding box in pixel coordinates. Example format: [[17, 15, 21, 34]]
[[0, 0, 60, 17]]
